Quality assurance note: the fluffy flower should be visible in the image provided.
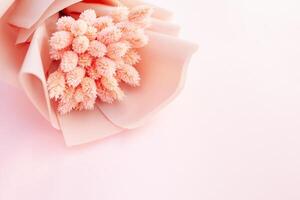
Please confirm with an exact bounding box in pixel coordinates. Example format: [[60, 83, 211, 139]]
[[60, 51, 78, 72], [85, 26, 98, 40], [97, 26, 122, 45], [111, 6, 129, 22], [95, 57, 116, 77], [78, 53, 92, 68], [66, 67, 86, 87], [47, 7, 153, 114], [88, 40, 107, 58], [81, 95, 96, 110], [80, 77, 97, 110], [49, 47, 64, 60], [96, 87, 115, 103], [58, 87, 77, 114], [56, 16, 75, 31], [47, 70, 66, 100], [71, 19, 88, 36], [101, 76, 119, 91], [74, 87, 85, 103], [79, 9, 97, 25], [86, 65, 101, 80], [123, 29, 148, 48], [74, 88, 97, 110], [93, 16, 113, 30], [123, 49, 141, 65], [72, 35, 89, 53], [49, 31, 73, 50], [131, 17, 151, 29], [128, 5, 153, 23], [74, 85, 96, 110], [96, 82, 124, 103], [116, 63, 140, 86], [107, 42, 131, 60], [116, 21, 138, 34], [81, 77, 97, 98]]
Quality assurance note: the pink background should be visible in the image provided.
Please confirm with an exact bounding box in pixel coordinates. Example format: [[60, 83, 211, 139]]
[[1, 0, 300, 199]]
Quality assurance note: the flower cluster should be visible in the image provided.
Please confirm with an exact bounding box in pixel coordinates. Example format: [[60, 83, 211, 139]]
[[47, 6, 153, 114]]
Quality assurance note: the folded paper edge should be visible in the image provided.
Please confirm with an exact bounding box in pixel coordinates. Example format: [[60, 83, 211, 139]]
[[58, 106, 124, 146], [18, 23, 60, 129]]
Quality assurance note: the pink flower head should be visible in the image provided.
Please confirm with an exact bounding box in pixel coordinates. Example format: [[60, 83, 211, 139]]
[[81, 95, 96, 110], [47, 6, 153, 115], [123, 49, 141, 65], [66, 67, 86, 87], [56, 16, 75, 31], [60, 51, 78, 72], [86, 65, 101, 80], [107, 41, 131, 60], [111, 6, 129, 22], [124, 5, 153, 29], [96, 81, 124, 103], [116, 63, 140, 86], [123, 29, 148, 48], [78, 53, 92, 68], [74, 87, 85, 103], [101, 76, 119, 91], [72, 35, 90, 54], [71, 19, 88, 36], [79, 78, 97, 110], [97, 26, 122, 45], [58, 87, 77, 114], [93, 16, 113, 30], [116, 21, 138, 34], [47, 70, 66, 100], [81, 77, 97, 98], [88, 40, 107, 58], [95, 57, 116, 77], [49, 47, 64, 60], [79, 9, 97, 25], [85, 26, 98, 40], [128, 5, 153, 24], [49, 31, 73, 50]]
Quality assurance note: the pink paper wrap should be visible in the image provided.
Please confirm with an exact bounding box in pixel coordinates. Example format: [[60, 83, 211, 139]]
[[0, 0, 198, 146]]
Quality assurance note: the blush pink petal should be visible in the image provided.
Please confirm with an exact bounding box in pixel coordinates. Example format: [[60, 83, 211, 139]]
[[19, 19, 60, 130]]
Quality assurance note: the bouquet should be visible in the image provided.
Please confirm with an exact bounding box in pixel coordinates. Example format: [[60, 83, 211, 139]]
[[0, 0, 198, 146]]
